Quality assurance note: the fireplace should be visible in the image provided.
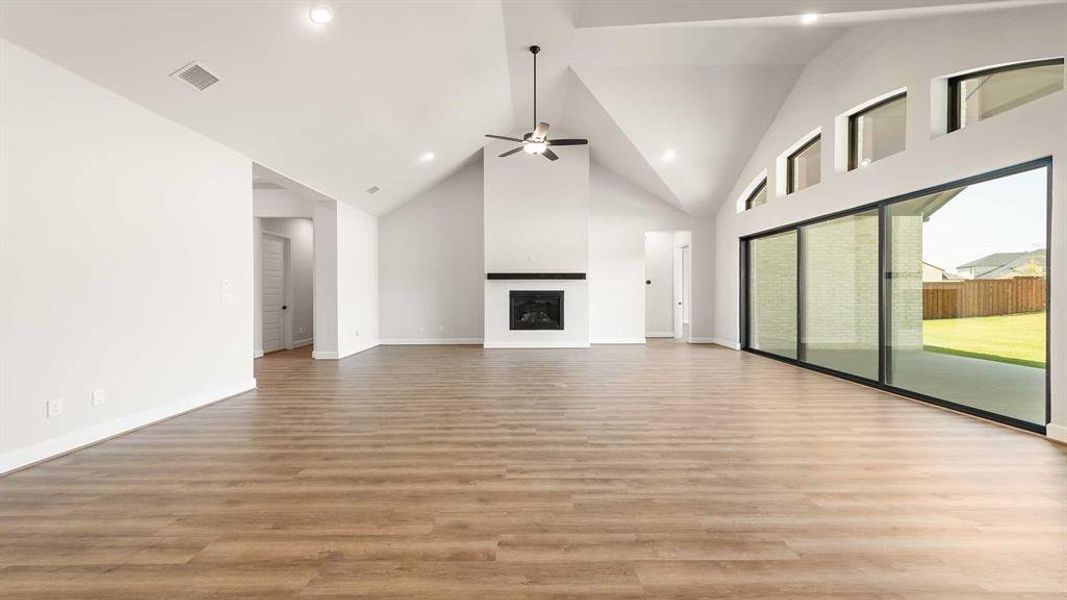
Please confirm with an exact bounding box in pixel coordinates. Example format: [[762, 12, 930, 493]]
[[509, 290, 564, 330]]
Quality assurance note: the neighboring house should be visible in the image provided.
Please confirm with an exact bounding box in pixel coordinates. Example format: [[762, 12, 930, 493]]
[[922, 262, 961, 282], [957, 249, 1046, 279]]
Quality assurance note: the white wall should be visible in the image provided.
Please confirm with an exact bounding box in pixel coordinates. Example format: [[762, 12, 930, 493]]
[[0, 40, 255, 473], [379, 160, 484, 343], [312, 200, 340, 357], [644, 232, 675, 337], [588, 164, 713, 344], [378, 158, 714, 347], [483, 139, 591, 348], [253, 188, 314, 218], [712, 6, 1067, 436], [336, 201, 380, 357], [260, 218, 315, 348], [252, 189, 377, 361], [484, 140, 590, 273]]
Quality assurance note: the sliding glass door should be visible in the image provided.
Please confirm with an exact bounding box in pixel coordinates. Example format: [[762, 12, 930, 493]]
[[742, 160, 1049, 431], [800, 210, 880, 380], [747, 231, 797, 359], [885, 167, 1047, 426]]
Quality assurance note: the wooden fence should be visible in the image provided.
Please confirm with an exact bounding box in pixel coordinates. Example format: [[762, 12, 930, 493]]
[[923, 277, 1046, 320]]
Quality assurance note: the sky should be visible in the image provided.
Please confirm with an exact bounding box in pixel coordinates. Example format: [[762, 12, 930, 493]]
[[920, 167, 1047, 274]]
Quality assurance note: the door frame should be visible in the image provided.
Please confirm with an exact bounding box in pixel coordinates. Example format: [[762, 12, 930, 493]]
[[261, 231, 292, 353]]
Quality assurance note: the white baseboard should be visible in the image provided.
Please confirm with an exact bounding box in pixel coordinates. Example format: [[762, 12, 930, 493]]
[[381, 338, 483, 345], [314, 340, 380, 360], [483, 341, 591, 349], [691, 337, 741, 349], [646, 331, 674, 338], [290, 337, 314, 349], [1046, 423, 1067, 444], [0, 378, 257, 475], [591, 337, 646, 344], [253, 348, 264, 358]]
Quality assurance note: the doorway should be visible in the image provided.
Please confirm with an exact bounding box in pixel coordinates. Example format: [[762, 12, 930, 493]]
[[674, 243, 691, 339], [644, 230, 692, 341], [254, 217, 315, 358]]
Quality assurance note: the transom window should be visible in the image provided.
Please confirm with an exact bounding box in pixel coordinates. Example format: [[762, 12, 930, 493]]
[[849, 92, 907, 170], [786, 135, 821, 194], [744, 178, 768, 211], [948, 58, 1064, 132]]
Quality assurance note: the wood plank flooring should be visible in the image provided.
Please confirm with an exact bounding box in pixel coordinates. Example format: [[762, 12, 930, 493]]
[[1, 341, 1065, 598]]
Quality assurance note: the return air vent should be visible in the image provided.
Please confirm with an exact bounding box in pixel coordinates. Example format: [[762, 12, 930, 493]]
[[366, 186, 381, 195], [169, 61, 221, 91]]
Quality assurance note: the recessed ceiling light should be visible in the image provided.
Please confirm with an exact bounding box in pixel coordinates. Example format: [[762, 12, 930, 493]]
[[661, 149, 677, 163], [800, 13, 819, 25], [418, 152, 435, 163], [309, 5, 334, 25]]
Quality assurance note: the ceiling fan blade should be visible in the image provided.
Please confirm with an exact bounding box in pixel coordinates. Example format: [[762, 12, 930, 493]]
[[485, 134, 524, 142], [542, 148, 559, 161], [498, 146, 524, 158], [533, 121, 550, 140], [547, 139, 588, 146]]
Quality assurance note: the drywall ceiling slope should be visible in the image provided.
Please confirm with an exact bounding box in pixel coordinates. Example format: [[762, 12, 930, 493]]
[[0, 1, 512, 216], [559, 69, 683, 211], [575, 63, 803, 216], [572, 0, 1059, 28], [499, 0, 687, 213]]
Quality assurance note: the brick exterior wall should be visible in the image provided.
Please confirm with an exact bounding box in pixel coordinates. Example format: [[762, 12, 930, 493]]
[[801, 211, 879, 351], [749, 231, 797, 357]]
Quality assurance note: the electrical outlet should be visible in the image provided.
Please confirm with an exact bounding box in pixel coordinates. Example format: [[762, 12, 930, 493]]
[[418, 325, 425, 334], [437, 325, 445, 333], [92, 389, 106, 407], [47, 398, 63, 418]]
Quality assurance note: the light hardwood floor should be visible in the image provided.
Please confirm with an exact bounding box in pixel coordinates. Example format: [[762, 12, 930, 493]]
[[1, 341, 1065, 598]]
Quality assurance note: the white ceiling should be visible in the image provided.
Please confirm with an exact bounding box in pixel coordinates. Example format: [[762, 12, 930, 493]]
[[1, 0, 1055, 216]]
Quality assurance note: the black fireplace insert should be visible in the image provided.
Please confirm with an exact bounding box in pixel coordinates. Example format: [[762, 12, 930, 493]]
[[509, 290, 564, 330]]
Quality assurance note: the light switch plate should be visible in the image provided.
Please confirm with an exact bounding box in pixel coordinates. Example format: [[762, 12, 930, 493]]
[[92, 389, 106, 407], [47, 398, 63, 418]]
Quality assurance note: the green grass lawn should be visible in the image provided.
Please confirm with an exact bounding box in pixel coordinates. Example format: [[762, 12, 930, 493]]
[[923, 312, 1046, 369]]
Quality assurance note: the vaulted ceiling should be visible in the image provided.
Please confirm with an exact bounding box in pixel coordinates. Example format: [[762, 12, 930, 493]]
[[0, 0, 1054, 216]]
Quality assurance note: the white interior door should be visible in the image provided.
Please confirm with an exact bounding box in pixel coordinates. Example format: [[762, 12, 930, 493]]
[[261, 233, 288, 354]]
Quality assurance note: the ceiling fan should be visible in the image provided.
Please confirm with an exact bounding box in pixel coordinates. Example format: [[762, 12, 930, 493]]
[[485, 45, 588, 161]]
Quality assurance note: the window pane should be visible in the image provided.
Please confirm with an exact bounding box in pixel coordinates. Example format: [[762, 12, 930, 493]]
[[800, 210, 880, 379], [852, 95, 906, 168], [957, 62, 1064, 128], [886, 167, 1047, 425], [747, 180, 768, 209], [789, 138, 821, 192], [748, 231, 797, 359]]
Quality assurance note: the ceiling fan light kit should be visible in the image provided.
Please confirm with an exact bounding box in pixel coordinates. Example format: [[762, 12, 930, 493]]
[[485, 45, 587, 162]]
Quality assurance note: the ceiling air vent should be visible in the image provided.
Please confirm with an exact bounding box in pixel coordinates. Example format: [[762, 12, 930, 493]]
[[169, 61, 221, 91], [366, 186, 381, 195]]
